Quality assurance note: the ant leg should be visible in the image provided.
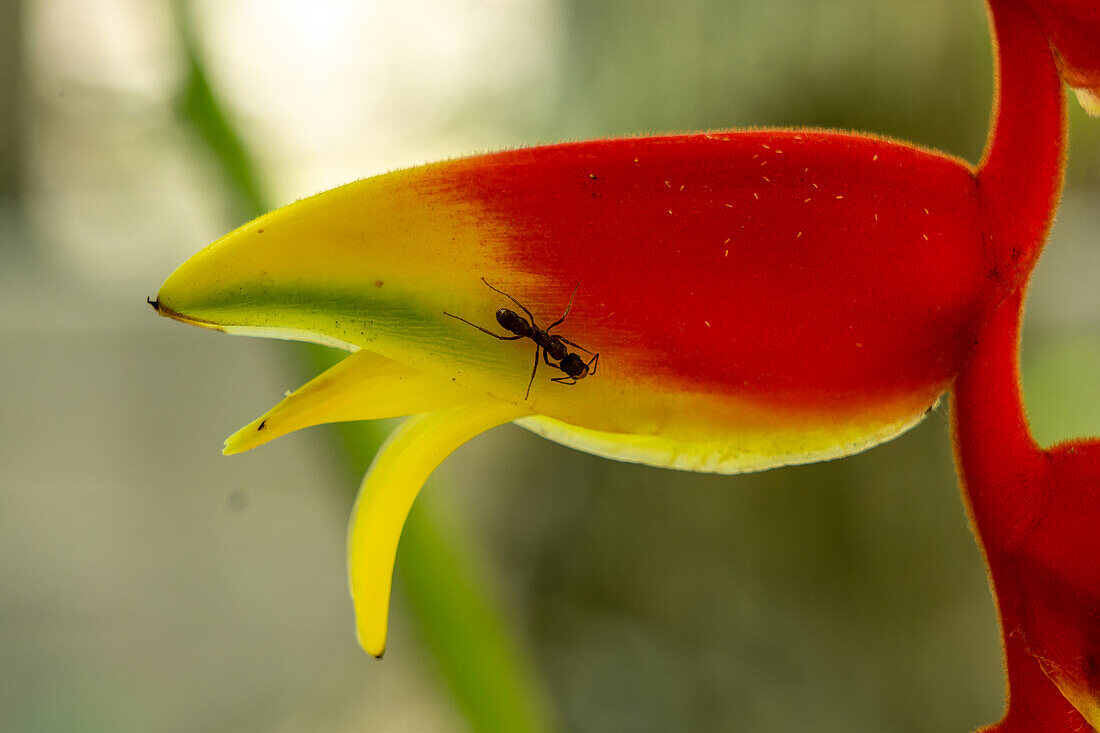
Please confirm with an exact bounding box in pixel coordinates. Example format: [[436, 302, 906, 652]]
[[481, 278, 536, 324], [550, 376, 578, 385], [547, 281, 581, 331], [556, 336, 592, 355], [586, 353, 599, 375], [542, 349, 557, 367], [525, 346, 540, 400], [444, 312, 524, 340]]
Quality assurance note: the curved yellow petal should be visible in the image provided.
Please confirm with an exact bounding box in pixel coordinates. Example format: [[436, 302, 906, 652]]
[[517, 396, 938, 474], [223, 349, 478, 455], [348, 400, 528, 657]]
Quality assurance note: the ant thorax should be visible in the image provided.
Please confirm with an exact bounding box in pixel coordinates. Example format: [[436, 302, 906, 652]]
[[543, 335, 569, 361]]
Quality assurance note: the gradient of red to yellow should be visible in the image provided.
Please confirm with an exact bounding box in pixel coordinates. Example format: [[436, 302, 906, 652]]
[[152, 0, 1098, 664]]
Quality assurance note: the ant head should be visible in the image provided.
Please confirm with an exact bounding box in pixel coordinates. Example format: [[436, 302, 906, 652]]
[[495, 308, 528, 334], [560, 353, 589, 378]]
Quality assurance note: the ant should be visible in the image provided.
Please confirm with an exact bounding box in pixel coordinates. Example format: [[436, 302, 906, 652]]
[[444, 278, 600, 400]]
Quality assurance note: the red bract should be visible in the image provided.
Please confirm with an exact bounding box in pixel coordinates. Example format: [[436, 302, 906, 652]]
[[449, 132, 987, 402]]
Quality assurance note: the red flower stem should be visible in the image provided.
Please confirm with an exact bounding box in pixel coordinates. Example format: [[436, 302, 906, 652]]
[[952, 290, 1090, 731], [977, 0, 1067, 289], [952, 290, 1045, 551], [953, 5, 1087, 726]]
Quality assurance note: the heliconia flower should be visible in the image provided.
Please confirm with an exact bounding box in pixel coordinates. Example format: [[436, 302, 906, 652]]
[[952, 288, 1100, 732], [152, 0, 1082, 659]]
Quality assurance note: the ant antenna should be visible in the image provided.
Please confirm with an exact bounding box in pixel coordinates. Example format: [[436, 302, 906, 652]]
[[443, 311, 523, 341], [480, 277, 535, 323], [548, 281, 580, 331]]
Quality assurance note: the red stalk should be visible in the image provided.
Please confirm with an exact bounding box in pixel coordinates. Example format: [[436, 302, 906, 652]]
[[953, 287, 1100, 731], [977, 0, 1067, 292], [952, 291, 1084, 731], [948, 2, 1100, 730]]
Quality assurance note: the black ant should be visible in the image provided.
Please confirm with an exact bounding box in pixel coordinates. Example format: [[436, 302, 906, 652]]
[[444, 278, 600, 400]]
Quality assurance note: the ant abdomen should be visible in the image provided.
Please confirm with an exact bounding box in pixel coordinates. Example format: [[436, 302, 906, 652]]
[[496, 308, 531, 336]]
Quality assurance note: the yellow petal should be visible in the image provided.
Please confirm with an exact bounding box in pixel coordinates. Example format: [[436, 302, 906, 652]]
[[223, 349, 478, 455], [1073, 86, 1100, 117], [517, 398, 937, 474], [1042, 665, 1100, 730], [348, 400, 528, 657]]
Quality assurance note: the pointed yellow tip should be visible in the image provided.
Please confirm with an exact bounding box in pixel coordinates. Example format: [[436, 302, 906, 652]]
[[222, 417, 270, 455], [357, 625, 387, 659], [221, 438, 245, 456], [351, 581, 391, 658], [1074, 86, 1100, 117], [351, 577, 393, 660], [147, 293, 227, 331]]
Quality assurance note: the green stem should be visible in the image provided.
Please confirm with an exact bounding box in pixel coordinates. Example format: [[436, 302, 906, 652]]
[[168, 3, 555, 730]]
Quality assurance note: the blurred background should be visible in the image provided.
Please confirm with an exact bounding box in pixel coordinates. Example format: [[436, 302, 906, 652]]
[[2, 0, 1099, 731]]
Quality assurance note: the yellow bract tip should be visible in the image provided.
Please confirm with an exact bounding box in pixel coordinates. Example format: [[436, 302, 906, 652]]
[[1074, 86, 1100, 117], [222, 350, 478, 455], [347, 400, 527, 657]]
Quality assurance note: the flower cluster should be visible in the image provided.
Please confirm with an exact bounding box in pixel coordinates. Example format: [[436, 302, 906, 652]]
[[153, 0, 1100, 726]]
